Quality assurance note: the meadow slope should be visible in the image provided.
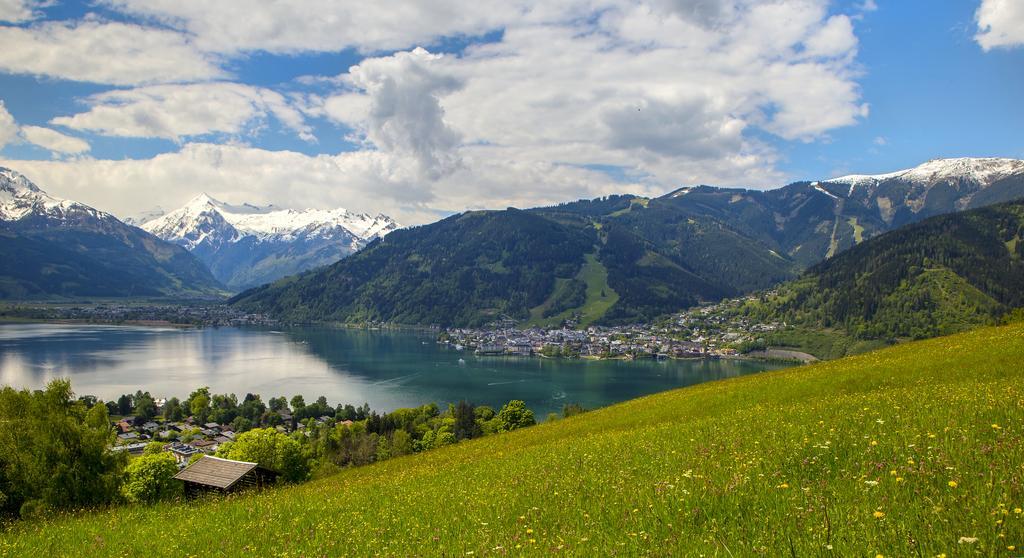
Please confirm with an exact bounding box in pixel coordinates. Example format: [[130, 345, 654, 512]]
[[3, 323, 1023, 556]]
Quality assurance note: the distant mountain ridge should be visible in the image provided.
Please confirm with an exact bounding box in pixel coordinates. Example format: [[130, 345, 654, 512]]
[[232, 157, 1024, 327], [664, 157, 1024, 265], [0, 168, 224, 299], [743, 198, 1024, 341], [139, 194, 399, 290]]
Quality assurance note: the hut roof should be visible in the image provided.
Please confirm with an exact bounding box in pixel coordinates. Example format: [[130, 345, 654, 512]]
[[173, 456, 259, 490]]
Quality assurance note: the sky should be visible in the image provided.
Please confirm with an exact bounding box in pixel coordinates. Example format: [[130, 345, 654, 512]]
[[0, 0, 1021, 225]]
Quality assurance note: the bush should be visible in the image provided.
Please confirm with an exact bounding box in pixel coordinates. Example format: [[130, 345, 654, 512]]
[[216, 428, 310, 483], [121, 452, 180, 504]]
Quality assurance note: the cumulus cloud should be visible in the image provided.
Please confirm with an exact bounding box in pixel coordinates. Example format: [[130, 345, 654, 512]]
[[102, 0, 563, 54], [328, 48, 463, 179], [19, 125, 90, 154], [0, 19, 224, 85], [0, 142, 658, 225], [0, 101, 17, 149], [1, 0, 869, 224], [975, 0, 1024, 50], [0, 0, 41, 23], [51, 83, 313, 142]]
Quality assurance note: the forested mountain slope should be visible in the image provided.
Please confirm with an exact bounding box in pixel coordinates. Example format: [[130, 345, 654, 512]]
[[743, 199, 1024, 339]]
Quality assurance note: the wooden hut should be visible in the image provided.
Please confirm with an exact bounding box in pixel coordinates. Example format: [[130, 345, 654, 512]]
[[174, 455, 279, 498]]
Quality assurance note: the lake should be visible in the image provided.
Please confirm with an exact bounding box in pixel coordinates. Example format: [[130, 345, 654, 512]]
[[0, 323, 787, 416]]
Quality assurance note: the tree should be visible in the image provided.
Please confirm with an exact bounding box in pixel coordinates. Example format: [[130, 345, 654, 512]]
[[231, 416, 253, 433], [121, 452, 180, 504], [163, 397, 183, 422], [143, 442, 165, 455], [452, 401, 481, 440], [391, 429, 413, 457], [216, 428, 309, 483], [0, 380, 126, 517], [135, 394, 157, 421], [290, 395, 305, 413], [190, 393, 210, 423], [116, 393, 133, 416], [497, 400, 536, 431], [269, 396, 288, 413]]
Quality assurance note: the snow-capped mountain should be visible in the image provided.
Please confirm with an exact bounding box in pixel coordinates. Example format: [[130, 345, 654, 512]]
[[815, 157, 1024, 226], [1, 167, 119, 227], [139, 194, 400, 290], [824, 157, 1024, 191], [662, 157, 1024, 265], [0, 168, 223, 299]]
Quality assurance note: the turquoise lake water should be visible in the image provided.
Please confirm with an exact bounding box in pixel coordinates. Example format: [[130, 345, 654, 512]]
[[0, 323, 787, 415]]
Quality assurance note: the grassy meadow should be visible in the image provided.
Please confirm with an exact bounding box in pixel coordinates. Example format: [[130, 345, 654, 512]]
[[2, 323, 1023, 556]]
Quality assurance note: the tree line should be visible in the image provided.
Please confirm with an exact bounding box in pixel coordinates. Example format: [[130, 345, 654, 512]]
[[0, 379, 585, 520]]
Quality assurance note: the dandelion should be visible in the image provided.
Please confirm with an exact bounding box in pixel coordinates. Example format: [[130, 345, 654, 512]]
[[992, 424, 1001, 430], [1015, 508, 1022, 514], [948, 481, 958, 488], [873, 511, 886, 519], [777, 483, 789, 489]]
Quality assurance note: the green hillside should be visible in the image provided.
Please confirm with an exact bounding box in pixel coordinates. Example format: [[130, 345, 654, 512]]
[[5, 322, 1022, 556], [743, 200, 1024, 342], [232, 197, 798, 327]]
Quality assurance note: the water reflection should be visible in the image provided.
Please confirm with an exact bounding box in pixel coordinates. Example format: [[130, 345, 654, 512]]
[[0, 324, 786, 415]]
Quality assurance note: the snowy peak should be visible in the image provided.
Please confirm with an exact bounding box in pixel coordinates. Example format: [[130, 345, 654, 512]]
[[0, 167, 113, 224], [825, 157, 1024, 190], [139, 193, 400, 288], [142, 194, 399, 246]]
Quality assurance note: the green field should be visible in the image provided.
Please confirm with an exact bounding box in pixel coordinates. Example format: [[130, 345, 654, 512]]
[[527, 253, 619, 327], [3, 323, 1023, 556]]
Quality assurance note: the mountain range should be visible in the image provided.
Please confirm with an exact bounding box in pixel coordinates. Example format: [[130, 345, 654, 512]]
[[232, 157, 1024, 327], [0, 168, 223, 299], [743, 199, 1024, 342], [137, 195, 399, 290]]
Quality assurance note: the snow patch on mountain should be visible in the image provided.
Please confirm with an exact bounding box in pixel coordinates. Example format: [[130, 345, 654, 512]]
[[140, 193, 399, 251], [0, 167, 114, 224], [825, 157, 1024, 193]]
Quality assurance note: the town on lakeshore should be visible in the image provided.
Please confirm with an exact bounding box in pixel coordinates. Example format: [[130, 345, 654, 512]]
[[438, 296, 814, 362], [1, 295, 815, 364]]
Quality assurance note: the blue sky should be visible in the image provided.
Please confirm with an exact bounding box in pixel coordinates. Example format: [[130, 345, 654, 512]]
[[0, 0, 1021, 224]]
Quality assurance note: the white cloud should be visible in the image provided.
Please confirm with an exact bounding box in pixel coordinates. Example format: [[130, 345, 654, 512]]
[[51, 83, 312, 142], [331, 48, 464, 179], [102, 0, 567, 54], [19, 125, 90, 154], [0, 19, 224, 85], [2, 0, 869, 225], [976, 0, 1024, 50], [1, 142, 655, 225], [0, 101, 17, 149], [0, 0, 41, 23]]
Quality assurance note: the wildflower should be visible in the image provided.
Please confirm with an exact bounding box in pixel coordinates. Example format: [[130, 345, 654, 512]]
[[958, 537, 978, 544], [948, 481, 958, 488], [992, 424, 1001, 430], [873, 511, 886, 519], [777, 483, 789, 489], [1015, 508, 1022, 514], [526, 529, 533, 535], [870, 440, 878, 446]]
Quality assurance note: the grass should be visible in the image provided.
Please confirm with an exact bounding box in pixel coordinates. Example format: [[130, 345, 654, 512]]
[[3, 323, 1024, 556], [527, 254, 618, 327], [764, 326, 892, 360]]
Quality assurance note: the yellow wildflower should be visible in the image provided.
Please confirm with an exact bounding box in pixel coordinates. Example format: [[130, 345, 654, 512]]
[[873, 511, 886, 519], [948, 481, 958, 488]]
